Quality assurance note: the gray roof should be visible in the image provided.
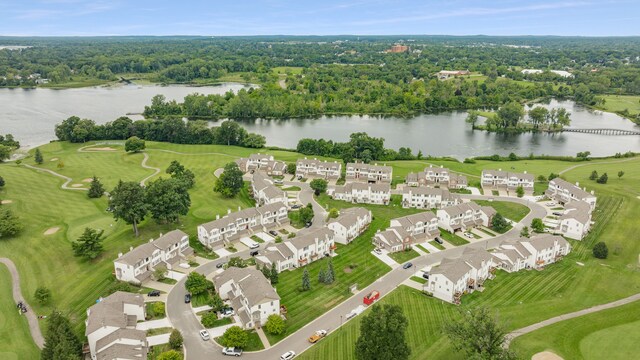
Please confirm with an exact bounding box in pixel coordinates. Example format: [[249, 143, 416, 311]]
[[375, 227, 411, 246], [461, 247, 493, 270], [213, 267, 280, 307], [149, 230, 188, 251], [523, 234, 569, 252], [249, 153, 273, 161], [431, 258, 472, 283], [115, 242, 158, 267], [289, 228, 334, 249], [96, 328, 146, 353], [86, 292, 144, 335], [560, 201, 591, 224], [96, 342, 147, 360], [328, 207, 370, 228], [200, 202, 286, 232], [297, 158, 341, 170], [425, 165, 450, 176], [393, 212, 436, 229], [441, 202, 482, 217], [549, 178, 594, 199], [402, 187, 460, 200], [346, 162, 392, 173], [483, 169, 534, 181]]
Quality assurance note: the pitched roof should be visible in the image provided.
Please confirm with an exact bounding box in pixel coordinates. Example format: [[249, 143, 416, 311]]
[[96, 342, 147, 360], [549, 178, 594, 199], [440, 202, 482, 217], [212, 267, 280, 306], [149, 230, 188, 251], [560, 201, 591, 224], [523, 234, 569, 252], [328, 207, 370, 228], [393, 212, 437, 229], [431, 258, 472, 283], [85, 292, 144, 335], [461, 247, 493, 270], [346, 162, 392, 173], [289, 228, 334, 249], [96, 328, 146, 353]]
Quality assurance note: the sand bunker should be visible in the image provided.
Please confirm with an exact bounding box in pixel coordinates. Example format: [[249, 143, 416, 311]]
[[71, 184, 85, 188], [86, 147, 116, 151], [532, 351, 564, 360], [82, 178, 93, 183], [1, 200, 13, 204], [44, 227, 60, 235], [50, 157, 59, 162]]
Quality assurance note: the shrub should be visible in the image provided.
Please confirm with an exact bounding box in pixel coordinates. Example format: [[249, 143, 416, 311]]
[[264, 314, 286, 335], [220, 326, 248, 348], [169, 329, 183, 349], [152, 302, 166, 316], [593, 242, 608, 259], [34, 286, 52, 305], [201, 312, 219, 328]]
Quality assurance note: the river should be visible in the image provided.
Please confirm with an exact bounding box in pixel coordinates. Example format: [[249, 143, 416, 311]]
[[1, 85, 639, 159]]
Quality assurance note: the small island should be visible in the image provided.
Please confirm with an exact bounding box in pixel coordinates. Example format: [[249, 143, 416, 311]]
[[467, 102, 571, 133]]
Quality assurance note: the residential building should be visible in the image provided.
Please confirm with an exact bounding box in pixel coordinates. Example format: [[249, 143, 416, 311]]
[[437, 70, 470, 79], [546, 178, 597, 210], [428, 248, 495, 304], [85, 292, 147, 360], [491, 234, 571, 273], [481, 169, 535, 193], [405, 165, 468, 189], [373, 212, 440, 252], [114, 230, 193, 284], [345, 162, 392, 183], [388, 44, 409, 53], [327, 182, 391, 205], [327, 207, 372, 244], [211, 267, 280, 329], [437, 202, 496, 233], [197, 202, 289, 249], [401, 187, 461, 209], [295, 158, 342, 179], [556, 200, 592, 240], [256, 228, 336, 271], [235, 153, 287, 176], [251, 171, 288, 206]]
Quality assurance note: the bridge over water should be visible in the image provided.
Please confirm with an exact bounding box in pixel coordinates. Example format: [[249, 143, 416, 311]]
[[562, 128, 640, 135]]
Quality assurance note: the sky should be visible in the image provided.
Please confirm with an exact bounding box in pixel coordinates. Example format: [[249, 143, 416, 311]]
[[1, 0, 639, 37]]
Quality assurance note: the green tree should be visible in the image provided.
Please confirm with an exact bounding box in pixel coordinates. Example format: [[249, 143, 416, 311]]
[[87, 176, 105, 198], [0, 176, 4, 187], [34, 286, 52, 305], [465, 111, 479, 128], [270, 263, 279, 285], [496, 102, 524, 129], [301, 267, 311, 291], [355, 304, 411, 360], [125, 136, 146, 153], [326, 258, 335, 284], [209, 293, 225, 312], [166, 160, 196, 189], [548, 172, 559, 180], [241, 133, 266, 148], [444, 307, 516, 360], [520, 226, 530, 238], [508, 152, 518, 161], [214, 162, 244, 198], [264, 314, 286, 335], [0, 207, 22, 239], [153, 302, 166, 317], [597, 173, 608, 184], [0, 145, 12, 161], [318, 268, 327, 283], [299, 203, 315, 225], [589, 170, 599, 180], [220, 326, 248, 348], [201, 312, 220, 327], [157, 350, 183, 360], [328, 208, 339, 219], [41, 310, 83, 360], [618, 171, 625, 179], [309, 178, 328, 195], [57, 160, 64, 169], [228, 256, 247, 268], [577, 151, 591, 160], [491, 213, 509, 232], [109, 181, 148, 236], [537, 175, 547, 182], [169, 329, 183, 350], [214, 121, 248, 146], [286, 163, 296, 175], [593, 242, 608, 259], [146, 178, 191, 224], [71, 227, 105, 260], [531, 218, 545, 233], [527, 106, 550, 129], [515, 185, 524, 198], [185, 272, 209, 295], [34, 148, 44, 164]]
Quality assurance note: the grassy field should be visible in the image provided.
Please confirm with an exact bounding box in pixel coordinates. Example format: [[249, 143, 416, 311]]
[[272, 66, 304, 75], [475, 200, 530, 222], [596, 95, 640, 116], [388, 248, 421, 264], [438, 229, 470, 246]]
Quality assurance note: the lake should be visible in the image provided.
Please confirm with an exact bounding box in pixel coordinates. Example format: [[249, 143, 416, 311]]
[[1, 85, 639, 159]]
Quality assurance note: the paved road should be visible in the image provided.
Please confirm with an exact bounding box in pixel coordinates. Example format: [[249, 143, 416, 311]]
[[0, 258, 45, 349], [286, 180, 327, 229], [167, 194, 545, 359], [21, 164, 88, 191], [505, 291, 640, 347], [139, 152, 161, 186]]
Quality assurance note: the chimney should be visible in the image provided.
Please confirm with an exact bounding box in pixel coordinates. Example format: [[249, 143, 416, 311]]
[[524, 170, 527, 174], [591, 190, 595, 195], [498, 168, 502, 171], [216, 214, 220, 220], [118, 252, 123, 257], [129, 246, 133, 251], [149, 239, 153, 243], [227, 209, 231, 214], [440, 165, 443, 168], [575, 182, 579, 186], [238, 206, 241, 212]]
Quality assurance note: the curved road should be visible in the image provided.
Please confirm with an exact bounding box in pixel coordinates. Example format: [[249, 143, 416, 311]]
[[167, 193, 545, 359], [0, 258, 45, 349], [139, 152, 161, 186]]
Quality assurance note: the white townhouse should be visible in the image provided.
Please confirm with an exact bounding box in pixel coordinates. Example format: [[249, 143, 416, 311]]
[[327, 182, 391, 205], [255, 242, 296, 273], [405, 165, 468, 189], [481, 169, 535, 193], [251, 171, 288, 206], [556, 200, 592, 240], [236, 153, 287, 176], [256, 227, 337, 271], [546, 178, 597, 211], [345, 162, 393, 183], [401, 187, 461, 209], [373, 212, 440, 253], [211, 267, 280, 329], [197, 202, 289, 249], [85, 292, 147, 360], [114, 230, 193, 284], [296, 158, 342, 179], [491, 234, 571, 272], [437, 202, 496, 233], [327, 207, 372, 244], [428, 248, 495, 304]]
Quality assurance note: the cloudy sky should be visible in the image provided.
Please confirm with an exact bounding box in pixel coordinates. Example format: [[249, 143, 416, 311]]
[[1, 0, 638, 36]]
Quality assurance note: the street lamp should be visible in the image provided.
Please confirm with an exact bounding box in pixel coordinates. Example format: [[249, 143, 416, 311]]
[[340, 315, 343, 330]]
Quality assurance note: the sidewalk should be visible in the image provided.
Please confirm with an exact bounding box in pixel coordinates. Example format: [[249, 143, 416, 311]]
[[256, 328, 271, 349]]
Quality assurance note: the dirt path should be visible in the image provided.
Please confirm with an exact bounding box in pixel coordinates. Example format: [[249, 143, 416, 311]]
[[21, 164, 88, 191], [559, 157, 637, 175], [146, 148, 236, 158], [139, 152, 161, 186], [506, 292, 640, 347], [0, 258, 45, 349]]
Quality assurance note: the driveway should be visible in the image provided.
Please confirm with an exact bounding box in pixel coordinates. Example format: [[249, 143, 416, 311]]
[[137, 318, 172, 330]]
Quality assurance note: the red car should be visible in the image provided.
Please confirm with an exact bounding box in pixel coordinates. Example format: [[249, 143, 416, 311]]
[[363, 290, 380, 305]]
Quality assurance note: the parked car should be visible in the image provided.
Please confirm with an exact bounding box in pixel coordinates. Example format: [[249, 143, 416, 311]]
[[464, 232, 474, 238], [280, 351, 296, 360], [435, 237, 444, 245], [422, 272, 430, 279], [291, 204, 302, 209], [274, 179, 284, 185], [184, 293, 191, 304], [345, 310, 358, 320], [269, 230, 279, 236], [553, 212, 562, 216], [373, 248, 382, 255], [222, 347, 243, 356], [222, 307, 235, 317], [297, 175, 302, 180], [308, 330, 327, 343], [363, 290, 380, 305], [249, 242, 259, 249], [305, 222, 312, 228], [147, 290, 160, 297], [250, 250, 259, 257], [199, 329, 210, 341], [216, 262, 226, 269], [403, 262, 413, 269]]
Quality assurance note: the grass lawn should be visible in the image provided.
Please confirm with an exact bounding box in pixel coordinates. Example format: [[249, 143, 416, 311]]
[[287, 210, 306, 229], [148, 344, 174, 360], [475, 200, 530, 222], [250, 235, 264, 243], [429, 240, 445, 250], [415, 244, 430, 253], [145, 302, 166, 320], [191, 292, 213, 308], [146, 327, 173, 336], [389, 249, 421, 264], [438, 229, 470, 246], [207, 317, 233, 328], [596, 95, 640, 116], [244, 330, 265, 351], [477, 227, 498, 236], [158, 277, 177, 285], [410, 276, 427, 284], [281, 186, 301, 191]]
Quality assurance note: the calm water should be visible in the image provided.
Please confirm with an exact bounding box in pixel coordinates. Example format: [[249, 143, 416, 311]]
[[1, 84, 639, 159]]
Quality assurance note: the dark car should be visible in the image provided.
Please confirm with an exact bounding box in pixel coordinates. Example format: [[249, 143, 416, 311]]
[[250, 250, 259, 256], [291, 204, 302, 209], [402, 262, 413, 269], [435, 237, 444, 245], [147, 290, 161, 297], [184, 293, 191, 304], [305, 222, 312, 228], [216, 262, 225, 269], [269, 230, 278, 236], [422, 273, 430, 279]]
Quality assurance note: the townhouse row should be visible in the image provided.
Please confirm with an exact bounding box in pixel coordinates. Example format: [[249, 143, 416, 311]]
[[436, 202, 496, 233], [251, 171, 288, 206], [401, 187, 461, 209], [546, 178, 597, 240], [481, 169, 535, 194], [405, 165, 468, 189], [327, 182, 391, 205], [255, 227, 337, 272], [296, 157, 342, 179], [236, 153, 287, 176], [373, 212, 440, 252]]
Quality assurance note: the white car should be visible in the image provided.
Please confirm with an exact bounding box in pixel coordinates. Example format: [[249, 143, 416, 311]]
[[222, 308, 235, 317], [249, 242, 259, 249], [373, 248, 382, 255], [199, 329, 210, 341], [280, 351, 296, 360]]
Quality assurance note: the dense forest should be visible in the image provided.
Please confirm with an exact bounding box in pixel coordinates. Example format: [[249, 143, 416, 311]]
[[2, 36, 639, 120]]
